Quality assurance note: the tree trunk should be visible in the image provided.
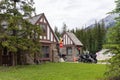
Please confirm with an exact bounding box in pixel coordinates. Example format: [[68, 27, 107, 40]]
[[0, 49, 2, 66], [12, 53, 16, 66]]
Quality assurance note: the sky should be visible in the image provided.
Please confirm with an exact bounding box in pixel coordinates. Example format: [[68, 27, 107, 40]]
[[34, 0, 116, 30]]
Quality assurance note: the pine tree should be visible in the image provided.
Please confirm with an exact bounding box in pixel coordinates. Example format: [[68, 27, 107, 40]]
[[70, 29, 75, 33], [103, 0, 120, 79], [74, 20, 106, 54], [104, 23, 120, 80], [54, 26, 60, 39], [61, 23, 67, 34], [0, 0, 42, 65]]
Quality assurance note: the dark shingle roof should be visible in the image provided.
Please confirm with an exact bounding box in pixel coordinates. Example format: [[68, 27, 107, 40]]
[[28, 14, 43, 24], [66, 32, 83, 46]]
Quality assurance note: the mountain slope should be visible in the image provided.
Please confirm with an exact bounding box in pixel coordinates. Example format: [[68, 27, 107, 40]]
[[87, 14, 119, 29]]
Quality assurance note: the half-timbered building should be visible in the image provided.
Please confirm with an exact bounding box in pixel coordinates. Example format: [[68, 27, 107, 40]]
[[0, 13, 59, 66], [61, 32, 83, 62], [28, 13, 59, 62]]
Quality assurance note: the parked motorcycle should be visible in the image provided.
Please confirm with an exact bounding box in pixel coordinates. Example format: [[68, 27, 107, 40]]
[[78, 53, 97, 63]]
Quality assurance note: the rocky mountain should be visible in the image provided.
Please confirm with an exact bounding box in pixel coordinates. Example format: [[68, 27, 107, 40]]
[[87, 14, 119, 29]]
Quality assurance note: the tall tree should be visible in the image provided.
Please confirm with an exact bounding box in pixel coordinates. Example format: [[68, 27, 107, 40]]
[[103, 0, 120, 79], [74, 20, 106, 54], [70, 29, 75, 33], [61, 23, 67, 34], [0, 0, 42, 65], [54, 26, 60, 39], [104, 23, 120, 80]]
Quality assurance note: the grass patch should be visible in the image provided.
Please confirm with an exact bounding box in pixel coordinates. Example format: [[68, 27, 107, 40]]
[[0, 63, 106, 80], [98, 60, 109, 62]]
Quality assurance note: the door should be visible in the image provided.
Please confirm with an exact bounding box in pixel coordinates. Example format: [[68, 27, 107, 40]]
[[2, 52, 13, 66]]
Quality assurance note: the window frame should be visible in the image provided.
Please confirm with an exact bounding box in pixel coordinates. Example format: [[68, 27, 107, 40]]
[[66, 47, 72, 55], [40, 23, 47, 36]]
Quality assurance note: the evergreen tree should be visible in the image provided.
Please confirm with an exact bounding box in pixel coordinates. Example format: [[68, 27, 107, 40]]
[[70, 29, 75, 33], [61, 23, 67, 34], [104, 23, 120, 80], [54, 26, 60, 39], [94, 22, 105, 52], [74, 21, 106, 54], [0, 0, 42, 65], [103, 0, 120, 79]]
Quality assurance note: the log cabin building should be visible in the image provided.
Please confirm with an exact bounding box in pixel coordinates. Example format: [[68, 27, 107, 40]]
[[0, 13, 59, 66], [61, 32, 83, 62]]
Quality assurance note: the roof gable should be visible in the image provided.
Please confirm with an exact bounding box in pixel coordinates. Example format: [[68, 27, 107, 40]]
[[65, 32, 83, 46], [42, 14, 59, 42], [28, 14, 43, 24], [28, 13, 59, 43]]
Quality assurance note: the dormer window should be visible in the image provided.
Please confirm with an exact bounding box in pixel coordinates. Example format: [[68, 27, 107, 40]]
[[40, 24, 46, 34]]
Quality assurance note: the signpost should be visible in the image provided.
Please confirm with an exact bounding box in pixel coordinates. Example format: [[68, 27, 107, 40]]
[[59, 38, 64, 62], [59, 37, 63, 48]]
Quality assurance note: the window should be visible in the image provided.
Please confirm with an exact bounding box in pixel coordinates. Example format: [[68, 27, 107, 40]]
[[42, 46, 50, 58], [67, 47, 72, 55], [40, 24, 46, 34]]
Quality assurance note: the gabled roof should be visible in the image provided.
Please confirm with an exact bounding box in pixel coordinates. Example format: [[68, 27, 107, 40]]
[[28, 13, 43, 24], [66, 32, 83, 46], [27, 13, 59, 42]]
